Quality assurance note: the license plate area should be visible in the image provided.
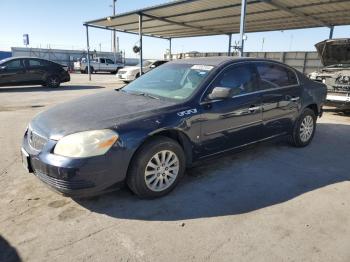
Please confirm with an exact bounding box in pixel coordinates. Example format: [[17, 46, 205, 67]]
[[21, 148, 33, 173]]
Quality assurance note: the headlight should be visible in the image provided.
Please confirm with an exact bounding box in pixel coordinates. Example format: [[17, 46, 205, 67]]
[[54, 129, 118, 158]]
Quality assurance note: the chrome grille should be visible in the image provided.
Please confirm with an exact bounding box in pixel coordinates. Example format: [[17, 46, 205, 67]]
[[28, 128, 47, 151]]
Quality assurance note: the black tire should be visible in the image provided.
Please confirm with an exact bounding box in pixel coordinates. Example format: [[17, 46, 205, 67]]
[[135, 73, 140, 79], [80, 70, 85, 74], [127, 136, 186, 199], [84, 66, 94, 74], [289, 108, 317, 147], [45, 75, 61, 88]]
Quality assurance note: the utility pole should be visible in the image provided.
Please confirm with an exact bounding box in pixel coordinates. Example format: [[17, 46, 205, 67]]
[[329, 26, 334, 39], [112, 0, 117, 63], [238, 0, 247, 57]]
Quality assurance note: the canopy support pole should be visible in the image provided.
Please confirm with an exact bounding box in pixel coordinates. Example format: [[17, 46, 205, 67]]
[[239, 0, 247, 57], [169, 38, 172, 60], [228, 34, 232, 56], [139, 13, 143, 75], [85, 25, 91, 81], [329, 26, 334, 39]]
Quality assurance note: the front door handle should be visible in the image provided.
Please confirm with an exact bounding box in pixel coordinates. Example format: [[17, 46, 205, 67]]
[[290, 97, 300, 102], [248, 106, 261, 113]]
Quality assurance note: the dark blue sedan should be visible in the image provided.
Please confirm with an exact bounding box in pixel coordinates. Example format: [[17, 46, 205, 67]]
[[21, 57, 327, 198]]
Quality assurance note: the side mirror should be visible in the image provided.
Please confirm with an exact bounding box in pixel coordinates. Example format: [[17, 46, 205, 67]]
[[207, 87, 232, 100]]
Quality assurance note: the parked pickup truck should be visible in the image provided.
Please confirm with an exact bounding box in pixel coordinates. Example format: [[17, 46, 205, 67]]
[[74, 57, 124, 74]]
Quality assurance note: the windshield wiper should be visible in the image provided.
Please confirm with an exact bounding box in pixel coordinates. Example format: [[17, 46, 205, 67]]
[[128, 91, 159, 100]]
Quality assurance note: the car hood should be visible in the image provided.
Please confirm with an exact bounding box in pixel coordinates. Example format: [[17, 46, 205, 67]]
[[122, 66, 148, 72], [315, 39, 350, 66], [30, 90, 174, 139]]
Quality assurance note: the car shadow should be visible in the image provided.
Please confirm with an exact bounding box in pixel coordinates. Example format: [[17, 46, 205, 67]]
[[76, 123, 350, 221], [0, 85, 105, 93], [0, 235, 21, 262], [323, 108, 350, 117]]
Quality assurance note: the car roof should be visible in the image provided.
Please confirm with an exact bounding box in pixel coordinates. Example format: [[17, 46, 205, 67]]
[[1, 56, 50, 61], [169, 56, 283, 67]]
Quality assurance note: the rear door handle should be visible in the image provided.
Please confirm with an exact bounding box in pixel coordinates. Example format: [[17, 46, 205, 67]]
[[290, 97, 300, 102]]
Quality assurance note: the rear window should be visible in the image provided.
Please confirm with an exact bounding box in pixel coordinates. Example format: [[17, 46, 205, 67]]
[[256, 62, 298, 89]]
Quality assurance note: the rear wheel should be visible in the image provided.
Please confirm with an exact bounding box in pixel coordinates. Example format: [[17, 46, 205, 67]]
[[289, 108, 316, 147], [127, 137, 185, 199], [45, 75, 60, 88], [84, 66, 94, 74]]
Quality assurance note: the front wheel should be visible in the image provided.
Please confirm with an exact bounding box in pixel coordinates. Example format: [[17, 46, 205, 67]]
[[127, 137, 185, 199], [289, 108, 316, 147]]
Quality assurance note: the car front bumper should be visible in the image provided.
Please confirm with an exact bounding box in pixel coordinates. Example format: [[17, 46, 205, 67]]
[[326, 93, 350, 109], [60, 72, 70, 83], [21, 131, 131, 198], [116, 72, 136, 81]]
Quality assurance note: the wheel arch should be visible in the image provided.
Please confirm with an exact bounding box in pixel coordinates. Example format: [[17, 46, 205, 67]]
[[305, 103, 319, 116], [126, 128, 193, 178]]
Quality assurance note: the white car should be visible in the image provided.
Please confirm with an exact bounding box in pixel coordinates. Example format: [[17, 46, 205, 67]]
[[117, 60, 168, 82]]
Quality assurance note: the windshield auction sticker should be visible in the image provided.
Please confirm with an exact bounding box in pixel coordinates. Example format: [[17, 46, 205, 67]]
[[191, 65, 214, 71]]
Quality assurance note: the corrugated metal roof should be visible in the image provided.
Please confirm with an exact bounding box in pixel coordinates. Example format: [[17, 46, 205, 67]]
[[85, 0, 350, 39]]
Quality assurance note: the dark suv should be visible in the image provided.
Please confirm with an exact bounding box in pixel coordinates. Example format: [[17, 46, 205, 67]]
[[0, 57, 70, 88]]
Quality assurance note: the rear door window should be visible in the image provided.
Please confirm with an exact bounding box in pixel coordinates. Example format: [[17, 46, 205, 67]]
[[256, 62, 298, 89], [28, 59, 47, 67], [106, 59, 114, 64]]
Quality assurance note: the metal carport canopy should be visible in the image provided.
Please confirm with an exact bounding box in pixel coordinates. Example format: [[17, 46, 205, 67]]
[[85, 0, 350, 39]]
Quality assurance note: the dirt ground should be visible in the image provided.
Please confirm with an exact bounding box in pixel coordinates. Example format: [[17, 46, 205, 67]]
[[1, 73, 350, 262]]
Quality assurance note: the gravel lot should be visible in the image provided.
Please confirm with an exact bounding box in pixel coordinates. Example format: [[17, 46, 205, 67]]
[[1, 73, 350, 262]]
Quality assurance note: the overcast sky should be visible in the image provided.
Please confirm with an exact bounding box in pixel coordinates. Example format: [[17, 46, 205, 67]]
[[0, 0, 349, 59]]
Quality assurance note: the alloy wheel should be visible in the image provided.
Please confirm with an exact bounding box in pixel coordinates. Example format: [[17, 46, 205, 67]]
[[144, 150, 179, 192], [300, 115, 314, 142]]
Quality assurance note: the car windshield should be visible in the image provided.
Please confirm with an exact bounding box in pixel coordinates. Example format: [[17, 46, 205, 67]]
[[123, 63, 214, 101]]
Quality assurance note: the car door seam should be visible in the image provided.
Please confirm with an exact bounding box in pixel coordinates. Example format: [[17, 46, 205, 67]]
[[203, 120, 263, 136]]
